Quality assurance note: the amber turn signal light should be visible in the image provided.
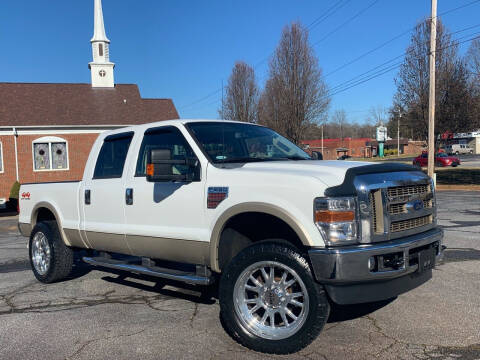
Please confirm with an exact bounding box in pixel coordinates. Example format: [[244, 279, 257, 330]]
[[146, 163, 154, 177], [315, 210, 355, 223]]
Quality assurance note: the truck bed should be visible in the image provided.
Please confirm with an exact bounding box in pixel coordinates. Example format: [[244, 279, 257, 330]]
[[18, 181, 82, 231]]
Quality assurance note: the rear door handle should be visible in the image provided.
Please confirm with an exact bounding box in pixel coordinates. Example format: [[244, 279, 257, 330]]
[[126, 188, 133, 205]]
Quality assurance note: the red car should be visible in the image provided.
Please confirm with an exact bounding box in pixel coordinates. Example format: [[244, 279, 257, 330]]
[[413, 152, 460, 167]]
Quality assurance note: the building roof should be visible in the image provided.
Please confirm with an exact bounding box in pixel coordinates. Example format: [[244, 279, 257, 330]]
[[0, 83, 178, 127]]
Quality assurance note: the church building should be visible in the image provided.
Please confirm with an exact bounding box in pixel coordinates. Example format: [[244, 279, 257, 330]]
[[0, 0, 179, 208]]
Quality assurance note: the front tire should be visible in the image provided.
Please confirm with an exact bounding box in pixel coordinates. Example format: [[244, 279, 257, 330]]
[[219, 242, 330, 354], [29, 221, 74, 283]]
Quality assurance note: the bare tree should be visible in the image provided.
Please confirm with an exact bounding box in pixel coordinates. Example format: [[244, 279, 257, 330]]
[[368, 105, 388, 125], [219, 61, 259, 123], [393, 18, 475, 139], [331, 109, 347, 140], [258, 22, 330, 144], [467, 38, 480, 80], [466, 39, 480, 127]]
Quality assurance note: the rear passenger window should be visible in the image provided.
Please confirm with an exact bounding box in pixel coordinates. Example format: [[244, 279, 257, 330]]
[[93, 132, 134, 179]]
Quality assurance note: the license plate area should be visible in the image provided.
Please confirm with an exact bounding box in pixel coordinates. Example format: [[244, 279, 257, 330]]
[[417, 247, 436, 273]]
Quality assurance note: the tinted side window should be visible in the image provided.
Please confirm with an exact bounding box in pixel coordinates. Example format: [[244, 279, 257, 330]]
[[93, 132, 134, 179], [136, 127, 196, 176]]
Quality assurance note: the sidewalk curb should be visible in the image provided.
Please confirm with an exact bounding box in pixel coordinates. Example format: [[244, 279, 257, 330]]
[[436, 185, 480, 191]]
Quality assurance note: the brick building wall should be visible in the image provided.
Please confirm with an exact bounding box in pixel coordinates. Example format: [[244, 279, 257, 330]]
[[403, 141, 426, 155], [0, 136, 17, 202], [0, 133, 100, 201], [302, 138, 372, 160]]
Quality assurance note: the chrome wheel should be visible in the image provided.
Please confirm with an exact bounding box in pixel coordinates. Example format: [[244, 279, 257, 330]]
[[31, 232, 51, 275], [233, 261, 309, 340]]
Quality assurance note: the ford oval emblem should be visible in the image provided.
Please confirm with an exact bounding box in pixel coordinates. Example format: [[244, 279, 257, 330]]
[[406, 199, 424, 212]]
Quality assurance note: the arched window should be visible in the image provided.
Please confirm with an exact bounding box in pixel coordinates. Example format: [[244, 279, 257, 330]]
[[32, 136, 69, 171], [99, 43, 104, 57]]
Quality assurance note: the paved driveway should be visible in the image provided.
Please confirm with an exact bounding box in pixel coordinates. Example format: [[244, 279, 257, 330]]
[[0, 191, 479, 359]]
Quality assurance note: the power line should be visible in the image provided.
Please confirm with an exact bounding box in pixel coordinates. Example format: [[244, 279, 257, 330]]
[[178, 88, 221, 111], [307, 0, 352, 30], [312, 0, 380, 46], [324, 2, 480, 78], [325, 33, 480, 98], [324, 28, 411, 78], [182, 0, 480, 114], [184, 0, 378, 113], [326, 24, 480, 94], [254, 0, 352, 69], [436, 0, 480, 17]]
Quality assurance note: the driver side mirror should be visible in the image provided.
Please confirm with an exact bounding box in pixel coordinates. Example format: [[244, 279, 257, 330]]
[[146, 148, 198, 182]]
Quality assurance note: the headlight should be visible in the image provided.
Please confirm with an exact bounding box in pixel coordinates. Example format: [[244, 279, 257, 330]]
[[314, 197, 358, 246]]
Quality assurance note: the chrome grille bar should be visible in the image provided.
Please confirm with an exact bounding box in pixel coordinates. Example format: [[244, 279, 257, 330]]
[[390, 215, 432, 232]]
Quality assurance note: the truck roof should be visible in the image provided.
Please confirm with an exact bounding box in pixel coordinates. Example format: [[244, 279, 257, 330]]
[[106, 119, 252, 136]]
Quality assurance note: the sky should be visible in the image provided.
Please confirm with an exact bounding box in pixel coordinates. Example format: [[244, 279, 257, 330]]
[[1, 0, 479, 123]]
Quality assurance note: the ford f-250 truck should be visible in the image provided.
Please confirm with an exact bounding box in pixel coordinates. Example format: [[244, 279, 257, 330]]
[[18, 119, 444, 354]]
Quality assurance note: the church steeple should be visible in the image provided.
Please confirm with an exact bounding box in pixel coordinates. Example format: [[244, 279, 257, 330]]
[[89, 0, 115, 88]]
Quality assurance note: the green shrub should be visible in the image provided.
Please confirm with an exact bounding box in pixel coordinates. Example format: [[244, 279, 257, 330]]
[[384, 149, 398, 156], [9, 181, 20, 199]]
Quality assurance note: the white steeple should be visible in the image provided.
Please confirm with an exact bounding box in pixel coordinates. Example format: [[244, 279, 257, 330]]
[[89, 0, 115, 88], [91, 0, 110, 43]]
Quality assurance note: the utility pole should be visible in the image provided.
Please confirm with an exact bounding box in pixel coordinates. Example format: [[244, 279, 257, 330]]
[[427, 0, 437, 179], [221, 79, 224, 119], [321, 125, 324, 156], [397, 113, 401, 157]]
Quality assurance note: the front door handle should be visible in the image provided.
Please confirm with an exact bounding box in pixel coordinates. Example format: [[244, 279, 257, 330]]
[[85, 190, 91, 205], [126, 188, 133, 205]]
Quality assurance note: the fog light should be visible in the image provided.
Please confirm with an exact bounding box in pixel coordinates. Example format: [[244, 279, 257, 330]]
[[368, 256, 376, 271]]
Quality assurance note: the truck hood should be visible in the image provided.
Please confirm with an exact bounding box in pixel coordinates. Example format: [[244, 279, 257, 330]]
[[229, 160, 374, 187]]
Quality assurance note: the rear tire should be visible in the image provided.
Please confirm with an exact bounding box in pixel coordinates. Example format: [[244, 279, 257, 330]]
[[219, 242, 330, 354], [29, 221, 74, 283]]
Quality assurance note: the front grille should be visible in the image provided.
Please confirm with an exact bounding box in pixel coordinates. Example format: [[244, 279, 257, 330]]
[[370, 189, 384, 234], [390, 215, 432, 232], [387, 184, 429, 199], [388, 198, 433, 215], [368, 181, 434, 239]]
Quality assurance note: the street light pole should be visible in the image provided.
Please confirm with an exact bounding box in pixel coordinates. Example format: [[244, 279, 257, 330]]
[[427, 0, 437, 179]]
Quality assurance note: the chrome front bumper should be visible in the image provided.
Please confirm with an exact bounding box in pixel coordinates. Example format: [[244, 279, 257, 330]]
[[308, 227, 444, 304]]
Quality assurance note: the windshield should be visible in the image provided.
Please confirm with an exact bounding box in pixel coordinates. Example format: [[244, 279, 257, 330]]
[[186, 122, 311, 163]]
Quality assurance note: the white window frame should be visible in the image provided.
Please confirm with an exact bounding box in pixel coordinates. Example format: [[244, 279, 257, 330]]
[[32, 136, 69, 172], [0, 141, 4, 174]]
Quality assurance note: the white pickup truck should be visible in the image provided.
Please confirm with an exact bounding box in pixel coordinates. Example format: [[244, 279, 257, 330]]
[[18, 119, 444, 354]]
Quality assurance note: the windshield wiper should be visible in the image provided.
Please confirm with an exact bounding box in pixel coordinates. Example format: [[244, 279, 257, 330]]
[[282, 156, 310, 161], [217, 157, 272, 163]]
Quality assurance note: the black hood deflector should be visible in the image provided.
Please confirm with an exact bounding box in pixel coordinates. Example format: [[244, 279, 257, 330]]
[[324, 163, 423, 197]]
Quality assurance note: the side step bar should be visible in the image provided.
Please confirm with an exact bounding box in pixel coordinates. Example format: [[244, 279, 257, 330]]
[[82, 256, 213, 285]]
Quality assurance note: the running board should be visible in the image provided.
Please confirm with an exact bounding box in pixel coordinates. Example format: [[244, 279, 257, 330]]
[[82, 256, 213, 285]]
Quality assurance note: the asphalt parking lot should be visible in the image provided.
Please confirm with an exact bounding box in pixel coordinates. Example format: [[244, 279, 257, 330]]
[[385, 153, 480, 167], [0, 191, 479, 360]]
